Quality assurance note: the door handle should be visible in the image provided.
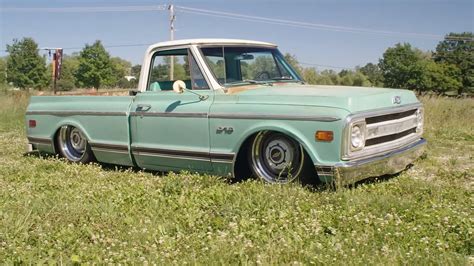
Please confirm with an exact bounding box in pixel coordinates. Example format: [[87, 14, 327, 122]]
[[136, 104, 151, 112]]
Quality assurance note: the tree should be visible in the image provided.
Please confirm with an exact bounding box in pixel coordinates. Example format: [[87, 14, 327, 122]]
[[131, 64, 141, 79], [434, 32, 474, 94], [337, 69, 372, 87], [6, 37, 49, 90], [379, 43, 422, 89], [56, 54, 80, 91], [0, 57, 6, 86], [110, 57, 132, 86], [358, 63, 384, 87], [75, 40, 115, 89], [284, 53, 303, 77], [302, 68, 318, 84], [321, 70, 341, 85], [409, 60, 461, 94]]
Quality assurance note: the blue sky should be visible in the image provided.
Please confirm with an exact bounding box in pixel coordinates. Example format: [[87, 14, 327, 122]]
[[1, 0, 472, 70]]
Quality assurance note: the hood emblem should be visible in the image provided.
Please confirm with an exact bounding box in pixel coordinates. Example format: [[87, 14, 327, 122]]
[[392, 96, 401, 104]]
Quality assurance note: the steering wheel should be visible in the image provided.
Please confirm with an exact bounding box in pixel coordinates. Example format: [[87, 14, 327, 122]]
[[255, 71, 271, 81]]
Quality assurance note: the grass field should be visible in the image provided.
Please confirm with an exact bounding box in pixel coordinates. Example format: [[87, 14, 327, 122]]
[[0, 92, 472, 264]]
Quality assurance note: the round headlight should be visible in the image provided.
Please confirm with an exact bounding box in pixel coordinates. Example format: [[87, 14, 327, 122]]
[[351, 125, 363, 148]]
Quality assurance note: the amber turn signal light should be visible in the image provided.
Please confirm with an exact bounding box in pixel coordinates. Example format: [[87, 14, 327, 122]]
[[315, 131, 333, 142]]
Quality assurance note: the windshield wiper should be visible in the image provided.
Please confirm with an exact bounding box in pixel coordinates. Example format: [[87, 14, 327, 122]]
[[271, 77, 304, 84], [271, 77, 295, 81], [242, 79, 273, 86]]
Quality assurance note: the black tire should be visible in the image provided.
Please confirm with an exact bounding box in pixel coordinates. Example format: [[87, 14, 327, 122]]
[[248, 131, 313, 183], [56, 125, 94, 163]]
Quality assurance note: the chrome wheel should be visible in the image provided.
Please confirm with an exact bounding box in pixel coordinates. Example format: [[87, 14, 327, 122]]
[[58, 126, 87, 162], [250, 131, 305, 183]]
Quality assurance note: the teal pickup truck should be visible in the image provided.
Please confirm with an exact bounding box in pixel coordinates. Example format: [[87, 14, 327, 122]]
[[26, 39, 426, 185]]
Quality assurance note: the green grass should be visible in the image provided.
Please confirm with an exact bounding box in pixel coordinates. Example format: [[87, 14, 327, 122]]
[[0, 92, 472, 264]]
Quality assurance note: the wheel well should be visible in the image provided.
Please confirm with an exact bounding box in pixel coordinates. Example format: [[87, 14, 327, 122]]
[[51, 124, 96, 162], [233, 132, 257, 182], [233, 130, 318, 183], [53, 126, 62, 156]]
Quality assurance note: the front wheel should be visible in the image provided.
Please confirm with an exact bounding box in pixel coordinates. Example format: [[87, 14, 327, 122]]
[[56, 125, 94, 163], [249, 131, 311, 183]]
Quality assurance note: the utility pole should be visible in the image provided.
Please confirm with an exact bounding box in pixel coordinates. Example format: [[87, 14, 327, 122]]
[[168, 4, 175, 80], [42, 47, 63, 94]]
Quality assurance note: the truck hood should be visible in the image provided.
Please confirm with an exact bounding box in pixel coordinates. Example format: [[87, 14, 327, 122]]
[[230, 84, 419, 113]]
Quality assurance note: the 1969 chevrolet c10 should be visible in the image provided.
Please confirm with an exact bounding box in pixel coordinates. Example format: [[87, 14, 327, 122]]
[[26, 39, 426, 185]]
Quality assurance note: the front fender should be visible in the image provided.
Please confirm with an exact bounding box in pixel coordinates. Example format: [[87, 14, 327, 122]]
[[209, 104, 349, 166], [232, 121, 324, 164]]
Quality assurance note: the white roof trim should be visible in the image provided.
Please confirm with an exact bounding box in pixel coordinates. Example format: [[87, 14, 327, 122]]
[[146, 38, 277, 52]]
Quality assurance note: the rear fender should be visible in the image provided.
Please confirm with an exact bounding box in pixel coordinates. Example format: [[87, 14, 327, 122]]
[[51, 119, 92, 143]]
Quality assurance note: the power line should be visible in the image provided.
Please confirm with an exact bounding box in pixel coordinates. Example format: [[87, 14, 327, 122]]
[[299, 62, 354, 70], [175, 5, 473, 41], [2, 4, 472, 41], [1, 43, 153, 53], [2, 4, 471, 70], [62, 43, 153, 50], [1, 5, 166, 13]]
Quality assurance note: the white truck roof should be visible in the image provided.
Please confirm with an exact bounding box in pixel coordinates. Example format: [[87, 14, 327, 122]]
[[147, 38, 277, 51]]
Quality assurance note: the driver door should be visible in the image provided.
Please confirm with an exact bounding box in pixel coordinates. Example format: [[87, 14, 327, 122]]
[[130, 48, 213, 172]]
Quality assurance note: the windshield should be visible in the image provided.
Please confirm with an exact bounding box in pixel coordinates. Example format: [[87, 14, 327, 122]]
[[200, 46, 301, 87]]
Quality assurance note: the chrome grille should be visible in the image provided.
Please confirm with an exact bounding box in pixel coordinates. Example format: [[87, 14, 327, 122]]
[[365, 109, 416, 124], [366, 128, 417, 146], [342, 103, 423, 161], [365, 109, 418, 147]]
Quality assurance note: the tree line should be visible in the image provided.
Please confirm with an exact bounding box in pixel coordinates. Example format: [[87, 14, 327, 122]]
[[286, 32, 472, 95], [1, 38, 141, 91], [0, 32, 472, 95]]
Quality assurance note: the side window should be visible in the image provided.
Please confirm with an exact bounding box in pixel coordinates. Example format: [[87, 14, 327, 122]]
[[147, 49, 209, 91], [201, 47, 226, 84], [189, 52, 209, 90]]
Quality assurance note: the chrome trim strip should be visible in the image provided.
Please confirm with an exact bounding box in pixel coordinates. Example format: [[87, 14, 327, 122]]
[[90, 142, 130, 154], [26, 111, 127, 116], [210, 153, 235, 161], [130, 112, 208, 118], [132, 146, 210, 160], [132, 152, 234, 163], [350, 103, 421, 119], [344, 138, 426, 167], [352, 133, 420, 160], [131, 146, 235, 162], [211, 159, 234, 164], [132, 151, 211, 162], [209, 113, 340, 122], [27, 136, 53, 145], [90, 142, 129, 151], [92, 148, 129, 154], [130, 112, 339, 122]]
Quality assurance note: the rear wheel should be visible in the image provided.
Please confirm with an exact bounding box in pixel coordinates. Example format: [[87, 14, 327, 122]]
[[249, 131, 311, 183], [57, 125, 94, 163]]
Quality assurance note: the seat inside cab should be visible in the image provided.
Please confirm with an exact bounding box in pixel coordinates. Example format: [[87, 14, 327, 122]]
[[149, 80, 192, 91]]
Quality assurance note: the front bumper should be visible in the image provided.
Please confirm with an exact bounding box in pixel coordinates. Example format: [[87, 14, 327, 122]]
[[316, 138, 427, 185]]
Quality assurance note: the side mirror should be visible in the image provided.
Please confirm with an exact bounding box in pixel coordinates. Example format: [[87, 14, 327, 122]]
[[129, 89, 139, 96], [173, 80, 186, 94], [172, 79, 209, 101]]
